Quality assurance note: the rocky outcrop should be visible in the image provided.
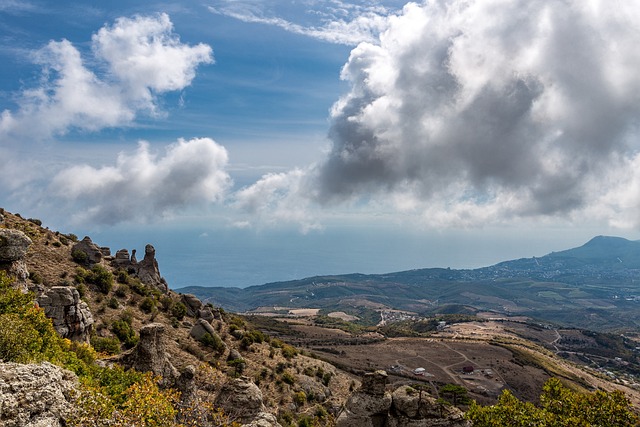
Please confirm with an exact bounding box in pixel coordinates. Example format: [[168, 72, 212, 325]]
[[337, 371, 469, 427], [296, 375, 332, 402], [0, 362, 77, 427], [111, 244, 168, 293], [181, 294, 203, 317], [121, 323, 178, 386], [37, 286, 94, 342], [176, 365, 198, 404], [388, 387, 469, 427], [136, 244, 168, 293], [214, 377, 282, 427], [71, 236, 103, 265], [189, 319, 225, 354], [0, 229, 31, 286]]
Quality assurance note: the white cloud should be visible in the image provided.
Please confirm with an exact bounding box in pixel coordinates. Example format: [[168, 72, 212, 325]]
[[310, 0, 640, 228], [233, 168, 322, 233], [0, 13, 213, 141], [51, 138, 231, 225], [208, 0, 398, 45]]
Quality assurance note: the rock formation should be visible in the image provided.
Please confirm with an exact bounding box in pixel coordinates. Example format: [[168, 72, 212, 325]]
[[71, 236, 103, 265], [181, 293, 203, 317], [136, 244, 168, 292], [189, 318, 225, 354], [37, 286, 94, 342], [0, 229, 31, 287], [0, 362, 77, 427], [214, 377, 282, 427], [112, 244, 168, 293], [336, 370, 469, 427], [121, 323, 178, 386]]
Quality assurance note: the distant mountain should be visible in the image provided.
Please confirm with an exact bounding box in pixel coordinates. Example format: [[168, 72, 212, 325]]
[[177, 236, 640, 332]]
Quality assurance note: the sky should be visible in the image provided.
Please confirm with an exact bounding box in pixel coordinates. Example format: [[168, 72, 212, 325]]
[[1, 0, 640, 288]]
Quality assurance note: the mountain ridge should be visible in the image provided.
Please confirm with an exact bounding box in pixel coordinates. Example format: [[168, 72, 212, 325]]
[[178, 235, 640, 332]]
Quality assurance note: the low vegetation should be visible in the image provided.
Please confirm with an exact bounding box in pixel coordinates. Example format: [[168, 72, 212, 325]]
[[467, 378, 639, 426]]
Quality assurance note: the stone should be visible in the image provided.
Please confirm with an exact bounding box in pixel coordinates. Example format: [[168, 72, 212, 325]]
[[0, 362, 77, 427], [136, 244, 168, 293], [0, 229, 31, 262], [190, 319, 218, 341], [227, 349, 242, 362], [121, 323, 178, 385], [296, 374, 332, 402], [198, 308, 215, 322], [100, 247, 111, 257], [181, 294, 203, 317], [113, 249, 132, 268], [175, 365, 197, 405], [362, 370, 388, 396], [36, 286, 94, 342], [71, 236, 103, 264], [214, 377, 282, 427], [337, 371, 470, 427]]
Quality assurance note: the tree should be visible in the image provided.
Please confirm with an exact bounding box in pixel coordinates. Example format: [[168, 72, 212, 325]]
[[466, 378, 640, 426]]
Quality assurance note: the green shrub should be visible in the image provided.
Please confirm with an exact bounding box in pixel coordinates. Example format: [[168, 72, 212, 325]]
[[71, 249, 89, 264], [111, 320, 138, 349], [139, 297, 156, 313], [107, 298, 119, 309], [281, 371, 296, 386], [171, 302, 187, 320], [115, 285, 129, 298], [200, 332, 226, 354], [293, 391, 306, 406], [28, 271, 43, 284], [90, 265, 114, 294], [91, 336, 121, 355]]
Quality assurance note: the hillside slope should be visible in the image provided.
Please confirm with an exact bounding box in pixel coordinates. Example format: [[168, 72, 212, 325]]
[[180, 236, 640, 332]]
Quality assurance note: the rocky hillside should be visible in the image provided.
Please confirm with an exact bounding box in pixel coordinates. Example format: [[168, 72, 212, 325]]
[[0, 208, 479, 427]]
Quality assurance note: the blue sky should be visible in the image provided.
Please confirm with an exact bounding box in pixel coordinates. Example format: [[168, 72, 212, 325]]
[[1, 0, 640, 288]]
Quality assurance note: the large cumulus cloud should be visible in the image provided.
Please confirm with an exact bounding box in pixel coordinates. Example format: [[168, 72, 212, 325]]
[[0, 13, 212, 140], [312, 0, 640, 226], [51, 138, 230, 224]]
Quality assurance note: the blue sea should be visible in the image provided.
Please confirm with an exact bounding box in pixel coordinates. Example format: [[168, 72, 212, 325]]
[[84, 224, 593, 289]]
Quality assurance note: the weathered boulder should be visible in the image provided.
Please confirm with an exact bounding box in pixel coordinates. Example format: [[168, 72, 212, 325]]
[[121, 323, 178, 385], [0, 229, 31, 286], [37, 286, 94, 342], [296, 374, 332, 402], [181, 293, 203, 317], [189, 318, 223, 347], [0, 362, 77, 427], [71, 236, 103, 265], [388, 386, 469, 426], [175, 365, 197, 405], [0, 229, 31, 261], [336, 370, 392, 427], [136, 244, 168, 293], [338, 371, 470, 427], [214, 377, 282, 427], [113, 249, 133, 268], [198, 307, 215, 322], [227, 348, 242, 362]]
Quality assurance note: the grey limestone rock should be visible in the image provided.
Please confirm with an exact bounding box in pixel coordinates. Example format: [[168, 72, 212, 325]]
[[214, 377, 282, 427], [71, 236, 103, 264], [296, 374, 332, 402], [0, 362, 77, 427], [37, 286, 94, 342], [136, 244, 168, 293], [121, 323, 178, 386], [0, 229, 31, 262], [337, 371, 470, 427], [190, 318, 222, 344], [0, 229, 31, 286], [181, 293, 203, 317]]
